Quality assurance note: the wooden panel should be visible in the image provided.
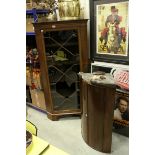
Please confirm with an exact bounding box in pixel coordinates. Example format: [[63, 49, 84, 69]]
[[34, 28, 53, 112], [33, 19, 88, 31], [78, 23, 89, 72], [81, 80, 88, 143], [81, 79, 116, 153]]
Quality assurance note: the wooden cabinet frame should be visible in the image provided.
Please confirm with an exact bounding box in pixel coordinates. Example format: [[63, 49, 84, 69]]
[[33, 19, 89, 120]]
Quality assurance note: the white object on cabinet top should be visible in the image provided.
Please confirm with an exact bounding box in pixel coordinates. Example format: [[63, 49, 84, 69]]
[[91, 61, 129, 71]]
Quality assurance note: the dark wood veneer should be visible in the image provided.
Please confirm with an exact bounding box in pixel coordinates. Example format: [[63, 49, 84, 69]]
[[81, 80, 116, 153], [33, 19, 89, 120]]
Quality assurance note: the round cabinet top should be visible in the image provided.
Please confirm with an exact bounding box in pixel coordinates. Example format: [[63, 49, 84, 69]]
[[78, 72, 116, 88]]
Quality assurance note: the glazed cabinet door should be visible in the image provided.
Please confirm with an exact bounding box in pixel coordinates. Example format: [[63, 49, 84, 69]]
[[43, 29, 80, 111]]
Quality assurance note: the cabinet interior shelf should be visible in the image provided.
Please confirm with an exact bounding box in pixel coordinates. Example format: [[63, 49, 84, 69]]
[[45, 42, 78, 47], [47, 60, 79, 66]]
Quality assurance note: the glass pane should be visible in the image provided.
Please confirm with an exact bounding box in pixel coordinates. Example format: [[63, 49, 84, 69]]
[[43, 30, 80, 111]]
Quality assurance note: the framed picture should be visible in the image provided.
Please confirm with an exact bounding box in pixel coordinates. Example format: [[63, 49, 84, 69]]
[[113, 91, 129, 136], [90, 0, 129, 64]]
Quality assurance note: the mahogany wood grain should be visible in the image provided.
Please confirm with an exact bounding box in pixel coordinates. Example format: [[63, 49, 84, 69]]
[[33, 19, 89, 120], [81, 80, 116, 153]]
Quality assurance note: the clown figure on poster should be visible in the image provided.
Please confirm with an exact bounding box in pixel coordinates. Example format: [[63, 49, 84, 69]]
[[97, 1, 128, 56]]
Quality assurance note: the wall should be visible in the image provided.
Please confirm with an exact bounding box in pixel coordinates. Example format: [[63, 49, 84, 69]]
[[79, 0, 90, 19], [79, 0, 90, 59]]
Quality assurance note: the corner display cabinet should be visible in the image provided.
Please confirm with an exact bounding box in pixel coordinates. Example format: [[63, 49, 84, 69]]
[[33, 19, 89, 120]]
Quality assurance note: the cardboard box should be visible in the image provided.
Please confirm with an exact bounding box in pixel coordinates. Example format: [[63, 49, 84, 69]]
[[26, 17, 34, 33], [26, 67, 42, 89], [26, 68, 32, 86], [30, 88, 46, 110]]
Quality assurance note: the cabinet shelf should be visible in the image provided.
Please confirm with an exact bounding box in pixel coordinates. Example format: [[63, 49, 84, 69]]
[[116, 88, 129, 94], [48, 65, 79, 84], [26, 32, 35, 35], [26, 9, 49, 35], [47, 60, 79, 67], [45, 42, 78, 47], [26, 9, 49, 14]]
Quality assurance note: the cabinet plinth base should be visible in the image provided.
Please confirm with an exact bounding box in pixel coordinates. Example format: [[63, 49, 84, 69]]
[[47, 113, 59, 121], [47, 111, 81, 121]]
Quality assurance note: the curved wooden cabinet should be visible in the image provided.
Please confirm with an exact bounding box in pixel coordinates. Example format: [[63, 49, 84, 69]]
[[81, 79, 116, 153]]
